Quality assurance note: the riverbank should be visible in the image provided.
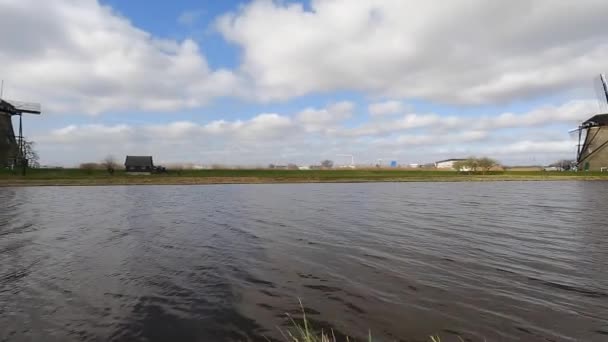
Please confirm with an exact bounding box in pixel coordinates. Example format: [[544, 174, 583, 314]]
[[1, 169, 607, 186]]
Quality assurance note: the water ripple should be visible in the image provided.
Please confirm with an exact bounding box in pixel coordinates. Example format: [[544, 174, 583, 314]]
[[0, 182, 607, 341]]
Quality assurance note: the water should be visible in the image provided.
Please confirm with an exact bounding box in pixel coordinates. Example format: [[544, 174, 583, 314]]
[[1, 182, 607, 341]]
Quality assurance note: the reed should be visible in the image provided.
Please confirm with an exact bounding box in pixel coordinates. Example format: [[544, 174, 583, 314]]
[[281, 299, 458, 342]]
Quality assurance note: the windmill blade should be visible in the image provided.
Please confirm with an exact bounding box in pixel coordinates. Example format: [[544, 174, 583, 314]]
[[594, 74, 608, 113], [4, 99, 41, 114], [569, 128, 582, 141]]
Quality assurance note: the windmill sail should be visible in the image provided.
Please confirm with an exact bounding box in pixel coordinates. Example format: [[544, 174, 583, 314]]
[[2, 99, 41, 114], [594, 74, 608, 113]]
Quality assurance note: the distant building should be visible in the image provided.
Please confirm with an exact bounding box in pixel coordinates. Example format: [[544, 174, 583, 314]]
[[435, 158, 466, 169], [192, 164, 210, 170], [125, 156, 154, 173]]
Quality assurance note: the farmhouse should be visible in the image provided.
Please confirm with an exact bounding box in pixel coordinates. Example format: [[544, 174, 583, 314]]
[[125, 156, 155, 173], [434, 159, 465, 169]]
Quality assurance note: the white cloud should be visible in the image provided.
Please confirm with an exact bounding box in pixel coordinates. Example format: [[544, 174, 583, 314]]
[[33, 100, 586, 166], [2, 0, 604, 116], [477, 100, 598, 130], [0, 0, 241, 114], [371, 130, 489, 147], [492, 140, 574, 155], [3, 1, 599, 167], [342, 100, 597, 137], [44, 124, 134, 143], [217, 0, 608, 104], [296, 101, 354, 132], [368, 100, 406, 116]]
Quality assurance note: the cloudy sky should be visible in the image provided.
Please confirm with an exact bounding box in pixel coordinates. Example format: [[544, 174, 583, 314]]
[[1, 0, 607, 167]]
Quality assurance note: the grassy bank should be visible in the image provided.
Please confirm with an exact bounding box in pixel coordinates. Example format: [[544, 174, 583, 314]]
[[1, 168, 607, 186]]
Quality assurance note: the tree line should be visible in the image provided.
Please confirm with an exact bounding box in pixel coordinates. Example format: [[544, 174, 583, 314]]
[[79, 155, 119, 174], [453, 157, 499, 174]]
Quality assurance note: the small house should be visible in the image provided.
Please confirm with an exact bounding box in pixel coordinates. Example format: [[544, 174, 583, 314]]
[[125, 156, 154, 173]]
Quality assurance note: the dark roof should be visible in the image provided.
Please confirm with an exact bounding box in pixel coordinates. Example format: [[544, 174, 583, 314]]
[[125, 156, 154, 167], [435, 158, 466, 163], [582, 113, 608, 127], [0, 100, 16, 114]]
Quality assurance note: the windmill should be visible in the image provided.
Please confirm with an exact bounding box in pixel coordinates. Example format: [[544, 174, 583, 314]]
[[571, 74, 608, 171], [0, 83, 42, 172]]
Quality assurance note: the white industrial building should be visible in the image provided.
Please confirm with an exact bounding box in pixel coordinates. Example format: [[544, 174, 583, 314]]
[[435, 159, 466, 169]]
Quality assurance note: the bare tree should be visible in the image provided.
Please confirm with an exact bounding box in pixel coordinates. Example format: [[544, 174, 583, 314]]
[[22, 140, 40, 168], [477, 157, 498, 174], [454, 157, 498, 174], [465, 157, 479, 172], [80, 163, 98, 174], [550, 159, 575, 171], [102, 155, 118, 175], [453, 160, 467, 172], [453, 158, 476, 173], [321, 160, 334, 169]]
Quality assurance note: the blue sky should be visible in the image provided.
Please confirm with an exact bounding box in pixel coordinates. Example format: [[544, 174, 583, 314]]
[[103, 0, 242, 68], [2, 0, 606, 166]]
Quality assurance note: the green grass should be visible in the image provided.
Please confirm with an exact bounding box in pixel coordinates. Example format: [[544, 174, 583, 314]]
[[1, 168, 467, 179], [281, 300, 368, 342], [282, 300, 460, 342], [1, 167, 608, 186]]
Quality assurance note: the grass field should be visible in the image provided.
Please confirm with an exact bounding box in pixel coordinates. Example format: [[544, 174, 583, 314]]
[[1, 168, 607, 186]]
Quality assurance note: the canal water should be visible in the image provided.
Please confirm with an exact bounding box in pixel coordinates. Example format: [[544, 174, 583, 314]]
[[1, 182, 607, 341]]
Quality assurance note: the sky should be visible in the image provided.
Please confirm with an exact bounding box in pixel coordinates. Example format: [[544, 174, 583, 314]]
[[1, 0, 607, 167]]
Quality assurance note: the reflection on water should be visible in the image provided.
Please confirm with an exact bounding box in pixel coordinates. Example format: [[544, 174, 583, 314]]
[[1, 182, 607, 341]]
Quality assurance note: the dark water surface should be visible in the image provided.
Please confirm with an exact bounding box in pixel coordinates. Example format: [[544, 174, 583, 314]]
[[1, 182, 607, 341]]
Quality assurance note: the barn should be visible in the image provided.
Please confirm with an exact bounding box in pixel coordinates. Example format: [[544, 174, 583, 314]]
[[125, 156, 155, 173], [576, 113, 608, 171]]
